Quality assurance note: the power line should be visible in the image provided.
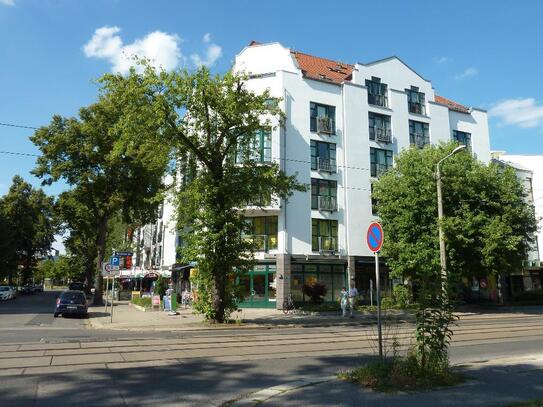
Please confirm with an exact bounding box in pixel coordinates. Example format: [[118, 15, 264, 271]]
[[0, 122, 39, 130], [0, 150, 40, 157]]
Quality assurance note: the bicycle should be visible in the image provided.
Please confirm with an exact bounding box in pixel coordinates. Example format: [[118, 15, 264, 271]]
[[282, 293, 296, 314]]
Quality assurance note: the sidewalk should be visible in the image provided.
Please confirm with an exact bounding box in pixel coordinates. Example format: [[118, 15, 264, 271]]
[[234, 354, 543, 406], [87, 302, 396, 331]]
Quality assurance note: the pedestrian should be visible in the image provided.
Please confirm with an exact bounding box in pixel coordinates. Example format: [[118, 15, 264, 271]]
[[348, 282, 359, 318], [339, 287, 349, 317]]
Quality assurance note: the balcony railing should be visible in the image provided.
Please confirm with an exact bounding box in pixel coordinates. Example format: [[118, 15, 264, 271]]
[[318, 236, 338, 253], [316, 116, 334, 135], [317, 157, 337, 173], [408, 101, 426, 115], [318, 195, 338, 211], [243, 234, 278, 252], [411, 133, 430, 149], [368, 93, 388, 108], [373, 128, 392, 143], [371, 163, 390, 178]]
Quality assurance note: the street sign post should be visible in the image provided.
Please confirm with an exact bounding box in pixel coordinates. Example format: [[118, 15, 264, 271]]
[[367, 221, 384, 359]]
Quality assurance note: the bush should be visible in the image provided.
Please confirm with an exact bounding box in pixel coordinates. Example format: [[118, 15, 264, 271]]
[[392, 284, 410, 307], [513, 289, 543, 304], [339, 354, 463, 392], [153, 276, 168, 298], [131, 297, 152, 308], [302, 282, 327, 304]]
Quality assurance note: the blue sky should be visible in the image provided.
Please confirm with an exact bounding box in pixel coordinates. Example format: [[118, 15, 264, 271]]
[[1, 0, 543, 198]]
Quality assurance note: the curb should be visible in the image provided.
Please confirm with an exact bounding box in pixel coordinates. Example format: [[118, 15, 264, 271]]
[[226, 375, 337, 406]]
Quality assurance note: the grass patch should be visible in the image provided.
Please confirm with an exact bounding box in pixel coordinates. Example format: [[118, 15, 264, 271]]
[[339, 356, 464, 392], [131, 297, 152, 308]]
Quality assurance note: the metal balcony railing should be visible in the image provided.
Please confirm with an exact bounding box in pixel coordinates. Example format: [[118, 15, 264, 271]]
[[375, 128, 392, 143], [318, 236, 338, 253], [408, 101, 426, 115], [411, 133, 430, 149], [317, 157, 337, 173], [318, 195, 338, 211], [316, 116, 334, 134], [372, 163, 390, 178]]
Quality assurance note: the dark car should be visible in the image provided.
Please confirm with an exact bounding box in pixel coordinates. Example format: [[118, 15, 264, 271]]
[[19, 285, 34, 295], [68, 282, 85, 291], [54, 290, 88, 318]]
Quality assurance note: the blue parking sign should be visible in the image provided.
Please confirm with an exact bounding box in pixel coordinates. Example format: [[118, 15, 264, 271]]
[[110, 256, 120, 266]]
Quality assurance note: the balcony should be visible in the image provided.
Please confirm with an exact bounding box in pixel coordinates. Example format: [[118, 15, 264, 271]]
[[372, 163, 390, 178], [318, 195, 337, 211], [317, 157, 337, 173], [408, 101, 426, 115], [411, 133, 430, 149], [318, 236, 338, 253], [368, 93, 388, 108], [316, 116, 334, 135], [243, 234, 278, 252], [372, 128, 392, 143]]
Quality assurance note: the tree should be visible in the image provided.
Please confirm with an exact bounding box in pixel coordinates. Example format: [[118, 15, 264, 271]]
[[0, 211, 16, 282], [101, 65, 305, 322], [0, 175, 57, 284], [373, 143, 538, 368], [31, 90, 170, 304]]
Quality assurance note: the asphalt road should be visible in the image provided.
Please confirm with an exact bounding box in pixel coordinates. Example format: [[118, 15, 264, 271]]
[[1, 290, 543, 407]]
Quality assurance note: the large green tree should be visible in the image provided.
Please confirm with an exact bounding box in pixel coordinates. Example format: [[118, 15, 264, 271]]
[[373, 143, 537, 292], [31, 90, 170, 304], [101, 65, 305, 322], [0, 175, 57, 284]]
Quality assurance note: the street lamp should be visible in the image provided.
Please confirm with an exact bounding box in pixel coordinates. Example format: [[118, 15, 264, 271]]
[[436, 145, 466, 302]]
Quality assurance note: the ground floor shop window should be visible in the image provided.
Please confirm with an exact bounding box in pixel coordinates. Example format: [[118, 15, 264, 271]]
[[290, 263, 346, 303]]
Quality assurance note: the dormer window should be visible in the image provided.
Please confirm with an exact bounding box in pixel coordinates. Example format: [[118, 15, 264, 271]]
[[406, 86, 426, 115], [366, 77, 388, 108]]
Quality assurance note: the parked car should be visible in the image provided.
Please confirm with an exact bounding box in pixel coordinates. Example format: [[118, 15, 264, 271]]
[[0, 286, 16, 300], [54, 290, 88, 318], [33, 284, 44, 293], [18, 285, 34, 295], [68, 282, 85, 291]]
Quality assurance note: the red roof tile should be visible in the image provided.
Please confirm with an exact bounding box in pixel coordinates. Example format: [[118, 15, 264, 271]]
[[434, 95, 470, 114], [291, 51, 354, 84]]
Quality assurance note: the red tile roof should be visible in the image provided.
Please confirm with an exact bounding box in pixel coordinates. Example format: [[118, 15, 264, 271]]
[[434, 95, 470, 114], [290, 51, 354, 84]]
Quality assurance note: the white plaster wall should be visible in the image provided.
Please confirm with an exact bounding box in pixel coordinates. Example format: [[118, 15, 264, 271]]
[[428, 102, 452, 144], [449, 109, 491, 163], [234, 43, 298, 77]]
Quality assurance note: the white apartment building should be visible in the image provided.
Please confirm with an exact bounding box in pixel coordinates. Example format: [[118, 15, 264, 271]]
[[134, 41, 492, 309]]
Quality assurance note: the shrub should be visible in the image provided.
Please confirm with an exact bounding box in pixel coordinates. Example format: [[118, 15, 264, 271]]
[[392, 284, 410, 307], [131, 297, 152, 308], [302, 282, 327, 304], [153, 276, 168, 298]]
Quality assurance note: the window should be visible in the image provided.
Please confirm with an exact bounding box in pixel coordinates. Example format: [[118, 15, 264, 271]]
[[452, 130, 471, 149], [311, 179, 337, 211], [312, 219, 338, 252], [369, 112, 392, 143], [310, 102, 336, 134], [310, 140, 337, 173], [371, 183, 378, 215], [370, 148, 393, 177], [406, 86, 426, 115], [236, 128, 272, 164], [290, 264, 346, 303], [244, 216, 278, 252], [366, 77, 388, 107], [409, 120, 430, 148]]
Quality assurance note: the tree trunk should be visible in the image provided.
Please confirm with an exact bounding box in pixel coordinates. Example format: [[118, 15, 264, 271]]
[[93, 217, 108, 305], [85, 260, 94, 295], [212, 267, 226, 323]]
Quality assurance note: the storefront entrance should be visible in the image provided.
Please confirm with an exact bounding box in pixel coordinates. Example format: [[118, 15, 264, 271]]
[[238, 264, 277, 308]]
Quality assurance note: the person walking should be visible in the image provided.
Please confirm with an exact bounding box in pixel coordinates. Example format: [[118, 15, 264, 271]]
[[348, 282, 359, 318], [339, 287, 349, 317]]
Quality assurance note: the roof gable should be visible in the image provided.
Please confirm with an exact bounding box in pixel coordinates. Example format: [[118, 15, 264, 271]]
[[359, 56, 429, 82]]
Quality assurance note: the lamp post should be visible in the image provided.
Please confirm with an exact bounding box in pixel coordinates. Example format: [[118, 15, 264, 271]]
[[436, 145, 466, 302]]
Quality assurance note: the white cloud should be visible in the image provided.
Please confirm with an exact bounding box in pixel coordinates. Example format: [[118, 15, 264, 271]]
[[489, 98, 543, 129], [83, 26, 182, 73], [0, 0, 15, 6], [434, 56, 448, 64], [454, 67, 478, 80], [190, 33, 222, 67]]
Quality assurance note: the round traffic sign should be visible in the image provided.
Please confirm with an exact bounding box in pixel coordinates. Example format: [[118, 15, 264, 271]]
[[105, 264, 112, 273], [367, 222, 384, 253], [480, 278, 488, 289]]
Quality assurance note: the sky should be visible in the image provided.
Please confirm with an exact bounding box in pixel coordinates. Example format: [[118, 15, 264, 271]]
[[1, 0, 543, 199]]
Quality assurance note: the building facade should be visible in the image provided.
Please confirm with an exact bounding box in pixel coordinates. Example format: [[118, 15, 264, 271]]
[[135, 41, 492, 308]]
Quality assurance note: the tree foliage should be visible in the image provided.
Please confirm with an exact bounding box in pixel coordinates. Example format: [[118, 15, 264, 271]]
[[0, 175, 57, 284], [373, 143, 537, 293], [31, 88, 170, 304], [100, 65, 305, 322]]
